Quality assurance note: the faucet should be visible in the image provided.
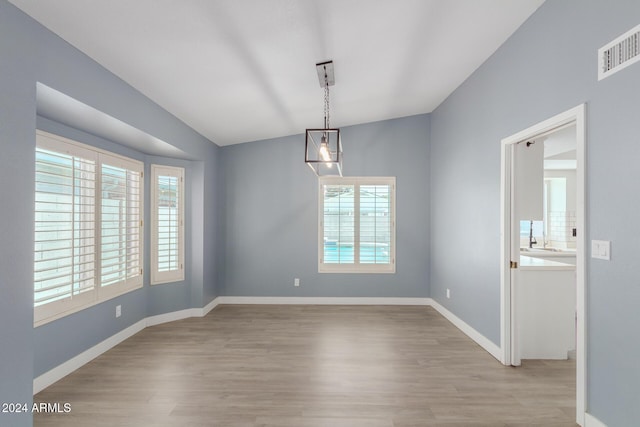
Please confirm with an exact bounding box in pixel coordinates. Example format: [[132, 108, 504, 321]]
[[529, 220, 537, 248]]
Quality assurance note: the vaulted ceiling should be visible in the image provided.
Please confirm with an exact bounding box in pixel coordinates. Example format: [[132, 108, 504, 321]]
[[10, 0, 545, 146]]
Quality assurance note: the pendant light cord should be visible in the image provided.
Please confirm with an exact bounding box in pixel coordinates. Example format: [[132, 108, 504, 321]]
[[323, 66, 330, 129]]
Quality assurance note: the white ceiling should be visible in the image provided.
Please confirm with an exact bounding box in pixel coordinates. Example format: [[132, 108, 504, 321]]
[[10, 0, 545, 147]]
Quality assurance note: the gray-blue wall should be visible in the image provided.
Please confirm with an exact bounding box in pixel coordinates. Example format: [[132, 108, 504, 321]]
[[220, 114, 430, 298], [0, 3, 220, 425], [3, 0, 639, 425], [0, 4, 37, 426], [430, 0, 640, 424]]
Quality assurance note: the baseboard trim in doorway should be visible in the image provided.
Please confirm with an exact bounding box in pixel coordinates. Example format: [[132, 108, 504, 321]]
[[429, 299, 502, 362], [584, 413, 608, 427]]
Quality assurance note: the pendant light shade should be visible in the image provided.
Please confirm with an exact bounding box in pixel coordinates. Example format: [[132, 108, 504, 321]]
[[305, 128, 342, 176], [305, 61, 343, 176]]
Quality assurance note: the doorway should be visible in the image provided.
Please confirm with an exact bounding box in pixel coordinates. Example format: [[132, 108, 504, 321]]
[[500, 104, 586, 426]]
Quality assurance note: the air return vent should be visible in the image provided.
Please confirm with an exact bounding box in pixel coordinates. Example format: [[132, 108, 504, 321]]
[[598, 24, 640, 80]]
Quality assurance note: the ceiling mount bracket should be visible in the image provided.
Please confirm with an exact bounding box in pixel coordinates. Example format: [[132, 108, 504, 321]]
[[315, 61, 335, 87]]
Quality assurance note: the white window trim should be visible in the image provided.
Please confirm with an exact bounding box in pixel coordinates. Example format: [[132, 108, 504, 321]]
[[318, 176, 396, 274], [35, 130, 144, 327], [150, 164, 185, 285]]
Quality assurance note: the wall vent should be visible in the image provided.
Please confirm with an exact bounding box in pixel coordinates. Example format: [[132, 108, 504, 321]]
[[598, 24, 640, 80]]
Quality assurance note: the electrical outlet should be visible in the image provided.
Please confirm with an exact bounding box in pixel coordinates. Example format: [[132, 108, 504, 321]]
[[446, 289, 450, 299], [294, 278, 300, 287], [116, 305, 121, 318]]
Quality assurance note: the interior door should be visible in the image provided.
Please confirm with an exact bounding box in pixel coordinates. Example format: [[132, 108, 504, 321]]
[[509, 143, 521, 366], [510, 140, 544, 366]]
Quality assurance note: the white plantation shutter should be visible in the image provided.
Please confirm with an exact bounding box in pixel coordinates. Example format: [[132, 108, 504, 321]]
[[34, 143, 97, 320], [319, 177, 395, 273], [126, 170, 142, 279], [34, 131, 143, 326], [100, 159, 143, 294], [151, 165, 184, 284], [322, 184, 355, 265], [359, 184, 391, 265]]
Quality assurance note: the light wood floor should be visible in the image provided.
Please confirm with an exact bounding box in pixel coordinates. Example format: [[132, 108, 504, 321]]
[[35, 305, 577, 426]]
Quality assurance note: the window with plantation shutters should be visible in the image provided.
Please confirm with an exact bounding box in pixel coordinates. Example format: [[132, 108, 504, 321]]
[[34, 130, 143, 326], [100, 159, 143, 297], [150, 165, 185, 284], [319, 176, 395, 273], [34, 142, 97, 315]]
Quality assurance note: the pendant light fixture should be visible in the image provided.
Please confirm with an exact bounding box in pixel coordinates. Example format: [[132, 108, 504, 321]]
[[305, 60, 342, 176]]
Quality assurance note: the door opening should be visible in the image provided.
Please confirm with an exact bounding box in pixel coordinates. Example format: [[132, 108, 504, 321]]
[[500, 104, 586, 426]]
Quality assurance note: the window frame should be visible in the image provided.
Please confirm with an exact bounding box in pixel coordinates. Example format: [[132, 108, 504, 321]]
[[150, 164, 185, 285], [318, 176, 396, 274], [34, 130, 144, 327]]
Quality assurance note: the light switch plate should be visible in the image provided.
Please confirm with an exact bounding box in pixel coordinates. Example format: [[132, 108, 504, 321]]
[[591, 240, 610, 260]]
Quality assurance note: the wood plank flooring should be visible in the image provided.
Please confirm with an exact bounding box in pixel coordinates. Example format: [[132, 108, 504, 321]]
[[35, 305, 577, 426]]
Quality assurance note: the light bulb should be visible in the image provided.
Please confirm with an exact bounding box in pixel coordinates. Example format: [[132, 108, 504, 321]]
[[319, 136, 331, 162]]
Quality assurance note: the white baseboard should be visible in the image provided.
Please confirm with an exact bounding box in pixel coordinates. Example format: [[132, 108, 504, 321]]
[[145, 297, 219, 327], [201, 297, 219, 315], [145, 308, 201, 327], [33, 319, 146, 394], [216, 296, 432, 306], [34, 297, 220, 395], [429, 299, 502, 362], [584, 413, 608, 427], [34, 296, 504, 395]]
